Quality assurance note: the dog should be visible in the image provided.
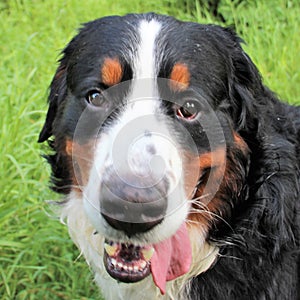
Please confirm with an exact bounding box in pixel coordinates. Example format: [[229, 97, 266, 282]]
[[38, 13, 300, 300]]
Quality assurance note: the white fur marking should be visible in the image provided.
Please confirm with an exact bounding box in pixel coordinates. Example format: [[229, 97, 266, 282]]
[[134, 19, 161, 79], [127, 19, 162, 115]]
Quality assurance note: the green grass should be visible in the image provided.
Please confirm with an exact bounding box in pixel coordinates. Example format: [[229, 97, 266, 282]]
[[0, 0, 299, 299]]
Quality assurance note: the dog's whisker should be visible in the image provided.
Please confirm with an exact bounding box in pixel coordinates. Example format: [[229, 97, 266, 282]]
[[74, 156, 95, 164], [189, 193, 212, 203], [188, 208, 235, 233]]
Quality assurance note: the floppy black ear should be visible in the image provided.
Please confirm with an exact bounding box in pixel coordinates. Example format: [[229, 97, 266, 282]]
[[38, 58, 68, 143], [225, 29, 264, 132]]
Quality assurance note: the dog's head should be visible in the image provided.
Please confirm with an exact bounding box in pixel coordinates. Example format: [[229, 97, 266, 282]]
[[39, 13, 260, 293]]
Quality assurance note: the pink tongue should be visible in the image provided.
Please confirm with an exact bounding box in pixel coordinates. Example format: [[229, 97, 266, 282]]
[[150, 223, 192, 294]]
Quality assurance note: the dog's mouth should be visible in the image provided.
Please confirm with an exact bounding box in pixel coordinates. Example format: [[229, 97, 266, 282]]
[[103, 223, 192, 294], [103, 240, 153, 283]]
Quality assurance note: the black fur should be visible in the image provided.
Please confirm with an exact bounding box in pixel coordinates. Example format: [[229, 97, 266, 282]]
[[39, 13, 300, 299]]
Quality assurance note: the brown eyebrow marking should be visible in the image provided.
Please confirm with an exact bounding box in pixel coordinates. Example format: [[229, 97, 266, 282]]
[[101, 57, 123, 86], [169, 63, 190, 92]]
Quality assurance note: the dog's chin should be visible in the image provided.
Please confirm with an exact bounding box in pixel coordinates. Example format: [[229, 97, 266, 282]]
[[103, 239, 153, 283]]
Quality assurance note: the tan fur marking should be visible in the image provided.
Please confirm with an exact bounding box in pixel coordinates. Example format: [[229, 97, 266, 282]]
[[101, 57, 123, 86], [233, 132, 249, 154], [188, 132, 249, 231], [185, 147, 226, 228], [169, 63, 190, 92], [65, 139, 95, 188]]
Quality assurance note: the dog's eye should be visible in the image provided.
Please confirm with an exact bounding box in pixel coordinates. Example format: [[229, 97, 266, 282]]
[[176, 100, 200, 120], [86, 90, 105, 107]]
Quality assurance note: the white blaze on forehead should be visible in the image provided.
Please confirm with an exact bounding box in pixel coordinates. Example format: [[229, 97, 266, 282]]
[[126, 19, 162, 116], [101, 18, 164, 160], [134, 19, 161, 79]]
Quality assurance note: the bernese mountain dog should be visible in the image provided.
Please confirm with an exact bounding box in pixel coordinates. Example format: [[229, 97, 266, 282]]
[[38, 13, 300, 300]]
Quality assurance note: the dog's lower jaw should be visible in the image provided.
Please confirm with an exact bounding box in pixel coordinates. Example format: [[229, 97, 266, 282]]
[[60, 192, 219, 300]]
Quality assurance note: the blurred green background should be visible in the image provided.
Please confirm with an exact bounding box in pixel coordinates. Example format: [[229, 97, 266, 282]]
[[0, 0, 299, 299]]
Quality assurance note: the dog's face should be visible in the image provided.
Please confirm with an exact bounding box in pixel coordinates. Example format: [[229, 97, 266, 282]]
[[39, 14, 254, 293]]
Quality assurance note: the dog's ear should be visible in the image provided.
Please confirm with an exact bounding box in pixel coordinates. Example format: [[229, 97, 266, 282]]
[[38, 56, 68, 143], [225, 29, 264, 132]]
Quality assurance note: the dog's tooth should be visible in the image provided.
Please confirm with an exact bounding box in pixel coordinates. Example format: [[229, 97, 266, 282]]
[[111, 258, 117, 267], [117, 262, 123, 269], [128, 266, 133, 272], [104, 242, 118, 257], [140, 260, 147, 269], [141, 247, 154, 261], [134, 266, 139, 272]]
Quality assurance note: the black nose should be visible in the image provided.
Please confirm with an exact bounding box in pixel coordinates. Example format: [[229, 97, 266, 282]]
[[100, 174, 169, 236]]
